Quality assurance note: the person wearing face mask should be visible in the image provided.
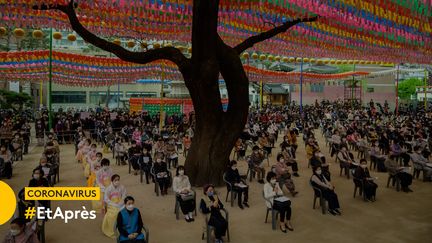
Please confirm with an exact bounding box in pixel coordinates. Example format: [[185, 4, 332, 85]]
[[11, 133, 23, 161], [310, 166, 341, 216], [28, 168, 51, 209], [96, 159, 114, 212], [153, 153, 170, 195], [88, 152, 103, 187], [173, 166, 196, 222], [0, 144, 13, 179], [200, 184, 227, 243], [263, 171, 294, 233], [2, 218, 39, 243], [225, 160, 249, 209], [139, 148, 153, 184], [410, 146, 432, 181], [369, 141, 387, 172], [116, 196, 146, 243], [34, 157, 54, 185], [337, 146, 358, 176], [274, 155, 298, 197], [354, 159, 378, 201], [102, 174, 127, 238], [249, 146, 266, 184], [280, 145, 299, 177], [15, 188, 36, 224], [165, 138, 178, 169]]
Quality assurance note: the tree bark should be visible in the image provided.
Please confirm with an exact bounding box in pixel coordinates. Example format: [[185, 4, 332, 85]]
[[36, 0, 317, 186]]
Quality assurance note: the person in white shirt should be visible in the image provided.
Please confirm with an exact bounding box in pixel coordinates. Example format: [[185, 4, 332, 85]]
[[410, 146, 432, 181], [172, 166, 195, 222], [263, 172, 293, 233]]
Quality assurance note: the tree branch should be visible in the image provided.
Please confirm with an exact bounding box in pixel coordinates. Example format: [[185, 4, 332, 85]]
[[234, 16, 319, 54], [34, 1, 191, 73]]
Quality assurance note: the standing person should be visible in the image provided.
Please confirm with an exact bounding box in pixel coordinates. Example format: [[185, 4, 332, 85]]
[[225, 161, 249, 209], [35, 120, 45, 146], [2, 218, 39, 243], [102, 174, 127, 239], [172, 166, 196, 222], [354, 159, 378, 201], [200, 185, 227, 243], [310, 166, 341, 216], [263, 172, 294, 233], [116, 196, 146, 243]]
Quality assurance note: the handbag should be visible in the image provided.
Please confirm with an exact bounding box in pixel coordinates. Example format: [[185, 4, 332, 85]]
[[180, 191, 195, 201]]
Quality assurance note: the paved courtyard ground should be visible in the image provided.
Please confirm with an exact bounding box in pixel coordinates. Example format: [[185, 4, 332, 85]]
[[1, 131, 431, 243]]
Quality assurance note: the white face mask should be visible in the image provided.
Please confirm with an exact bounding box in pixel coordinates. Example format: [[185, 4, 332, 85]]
[[231, 166, 237, 170], [279, 159, 284, 163], [156, 159, 162, 163], [113, 181, 120, 187], [126, 204, 134, 211], [270, 179, 277, 184], [316, 170, 322, 175], [10, 229, 20, 236], [178, 170, 184, 175], [361, 164, 367, 169], [33, 174, 40, 180]]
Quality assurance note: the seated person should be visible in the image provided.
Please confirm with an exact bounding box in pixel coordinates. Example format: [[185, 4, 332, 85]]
[[34, 157, 55, 185], [102, 174, 126, 238], [0, 144, 12, 163], [139, 148, 153, 184], [384, 154, 413, 192], [153, 153, 170, 195], [2, 218, 39, 243], [354, 159, 378, 201], [390, 140, 410, 166], [116, 196, 146, 243], [305, 138, 320, 161], [309, 151, 331, 181], [274, 155, 298, 197], [234, 139, 246, 160], [369, 142, 387, 172], [28, 168, 50, 209], [337, 146, 358, 170], [15, 188, 36, 224], [258, 133, 272, 155], [128, 141, 142, 175], [200, 184, 227, 243], [249, 146, 266, 184], [172, 166, 196, 222], [115, 138, 127, 165], [410, 146, 432, 181], [225, 161, 249, 209], [280, 145, 299, 177], [310, 166, 341, 216], [263, 171, 293, 233], [164, 138, 178, 169]]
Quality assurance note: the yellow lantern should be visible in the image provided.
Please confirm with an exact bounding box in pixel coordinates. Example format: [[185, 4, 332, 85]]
[[67, 34, 76, 42], [153, 43, 161, 49], [365, 61, 371, 65], [330, 60, 336, 64], [316, 59, 323, 65], [13, 28, 25, 38], [0, 27, 7, 37], [335, 60, 341, 64], [251, 53, 258, 59], [113, 39, 121, 45], [341, 60, 348, 64], [176, 46, 185, 52], [354, 60, 359, 64], [323, 59, 330, 64], [188, 47, 192, 53], [296, 57, 302, 63], [164, 42, 173, 47], [288, 57, 295, 63], [303, 58, 309, 63], [282, 57, 289, 63], [32, 30, 44, 39], [242, 52, 250, 59], [140, 41, 148, 49], [259, 54, 266, 61], [53, 32, 62, 40], [309, 58, 316, 64], [348, 60, 354, 64], [274, 56, 281, 62], [127, 40, 135, 48], [359, 60, 365, 64], [267, 55, 274, 61]]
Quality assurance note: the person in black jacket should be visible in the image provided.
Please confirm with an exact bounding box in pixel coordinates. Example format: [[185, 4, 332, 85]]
[[354, 159, 378, 201], [225, 160, 249, 209], [153, 154, 170, 195], [200, 184, 227, 243], [139, 147, 153, 184], [28, 168, 51, 209]]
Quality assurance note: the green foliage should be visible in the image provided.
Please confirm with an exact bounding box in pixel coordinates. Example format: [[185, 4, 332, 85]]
[[398, 78, 424, 100], [0, 90, 33, 110]]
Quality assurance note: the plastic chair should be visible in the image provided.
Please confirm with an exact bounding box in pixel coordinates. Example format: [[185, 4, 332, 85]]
[[174, 189, 197, 220], [369, 155, 378, 171], [150, 165, 172, 196], [386, 173, 401, 192], [309, 180, 327, 214], [412, 162, 426, 181], [262, 191, 279, 230], [352, 170, 366, 201], [201, 208, 230, 243], [339, 162, 350, 179], [115, 223, 150, 243]]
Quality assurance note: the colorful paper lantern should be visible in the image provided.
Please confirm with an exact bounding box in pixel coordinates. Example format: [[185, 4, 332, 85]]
[[153, 43, 161, 49], [140, 41, 148, 49], [267, 55, 274, 61], [127, 40, 135, 48], [309, 58, 316, 64], [288, 57, 295, 63], [303, 58, 309, 63], [242, 52, 249, 59], [32, 30, 44, 39], [13, 28, 25, 38], [67, 34, 76, 42], [259, 54, 266, 61], [274, 56, 281, 62], [53, 32, 62, 40], [0, 27, 7, 37], [296, 57, 303, 63], [251, 53, 258, 59], [282, 57, 289, 63], [113, 39, 121, 45]]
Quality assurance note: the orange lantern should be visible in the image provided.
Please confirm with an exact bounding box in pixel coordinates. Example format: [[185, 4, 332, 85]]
[[53, 32, 62, 40], [13, 28, 25, 38], [113, 39, 121, 45], [0, 27, 7, 37], [67, 34, 76, 42], [127, 40, 135, 48], [32, 30, 44, 39]]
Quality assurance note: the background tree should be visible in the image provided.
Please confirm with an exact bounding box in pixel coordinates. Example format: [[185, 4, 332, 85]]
[[0, 90, 33, 110], [36, 0, 318, 185], [398, 78, 423, 100]]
